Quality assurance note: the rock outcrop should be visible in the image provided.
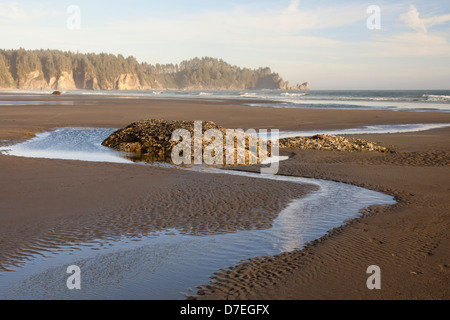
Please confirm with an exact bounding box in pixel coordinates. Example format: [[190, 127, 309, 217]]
[[102, 120, 390, 168], [55, 71, 77, 90], [73, 71, 100, 90], [278, 81, 310, 91], [13, 70, 79, 91], [279, 134, 390, 152], [115, 73, 142, 90], [291, 82, 309, 90], [13, 70, 142, 91], [102, 120, 271, 165], [19, 70, 48, 90]]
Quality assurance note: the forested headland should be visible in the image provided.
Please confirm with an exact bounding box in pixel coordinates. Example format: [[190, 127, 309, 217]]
[[0, 49, 308, 91]]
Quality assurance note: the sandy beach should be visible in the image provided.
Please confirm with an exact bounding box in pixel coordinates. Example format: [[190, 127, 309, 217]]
[[0, 93, 449, 300]]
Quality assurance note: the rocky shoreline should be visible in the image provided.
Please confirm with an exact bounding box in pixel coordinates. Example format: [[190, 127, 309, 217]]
[[101, 120, 391, 165], [102, 119, 271, 165]]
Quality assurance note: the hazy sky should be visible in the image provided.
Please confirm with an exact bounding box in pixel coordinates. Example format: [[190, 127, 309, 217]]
[[1, 0, 449, 89]]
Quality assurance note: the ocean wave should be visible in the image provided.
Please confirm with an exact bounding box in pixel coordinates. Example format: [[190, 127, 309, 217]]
[[313, 95, 449, 103], [423, 94, 450, 102], [312, 96, 414, 102], [239, 92, 258, 97], [281, 92, 308, 97], [199, 92, 213, 96], [0, 90, 54, 95]]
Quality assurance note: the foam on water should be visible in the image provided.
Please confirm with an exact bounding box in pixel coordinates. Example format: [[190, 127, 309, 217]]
[[423, 94, 450, 102]]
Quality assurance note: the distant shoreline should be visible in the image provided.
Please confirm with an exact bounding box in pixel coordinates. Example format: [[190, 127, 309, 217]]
[[1, 89, 449, 113]]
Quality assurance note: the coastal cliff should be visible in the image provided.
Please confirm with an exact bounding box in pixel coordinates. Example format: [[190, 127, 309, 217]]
[[0, 49, 308, 91]]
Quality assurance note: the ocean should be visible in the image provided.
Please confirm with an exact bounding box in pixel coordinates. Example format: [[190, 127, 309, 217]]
[[71, 89, 450, 112], [3, 89, 450, 112]]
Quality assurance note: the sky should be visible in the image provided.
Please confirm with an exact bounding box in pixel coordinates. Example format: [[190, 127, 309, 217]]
[[0, 0, 449, 89]]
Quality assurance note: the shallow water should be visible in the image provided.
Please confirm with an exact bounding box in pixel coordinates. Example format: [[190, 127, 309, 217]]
[[0, 101, 76, 106], [0, 128, 396, 299], [256, 123, 450, 139], [1, 128, 132, 164]]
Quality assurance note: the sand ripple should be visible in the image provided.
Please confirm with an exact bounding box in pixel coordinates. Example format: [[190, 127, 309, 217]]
[[0, 171, 312, 272]]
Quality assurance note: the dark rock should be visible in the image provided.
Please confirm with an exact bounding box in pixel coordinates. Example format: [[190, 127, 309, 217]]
[[102, 119, 271, 165], [279, 134, 390, 152]]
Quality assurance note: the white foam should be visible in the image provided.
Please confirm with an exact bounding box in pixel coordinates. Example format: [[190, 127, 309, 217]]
[[239, 92, 258, 97], [424, 94, 450, 101], [281, 92, 308, 97]]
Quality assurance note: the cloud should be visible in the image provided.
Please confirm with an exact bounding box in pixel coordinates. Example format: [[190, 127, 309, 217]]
[[100, 0, 367, 50], [2, 1, 449, 89], [0, 1, 367, 53], [366, 31, 450, 57], [423, 12, 450, 28], [400, 5, 450, 33], [0, 2, 60, 24], [287, 0, 301, 13], [0, 2, 29, 22]]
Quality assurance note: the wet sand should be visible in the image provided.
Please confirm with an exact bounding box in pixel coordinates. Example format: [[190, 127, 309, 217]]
[[195, 128, 450, 300], [1, 93, 449, 299], [1, 93, 450, 139]]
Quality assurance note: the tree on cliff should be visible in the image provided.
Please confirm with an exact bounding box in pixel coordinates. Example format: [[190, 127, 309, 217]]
[[0, 49, 303, 91]]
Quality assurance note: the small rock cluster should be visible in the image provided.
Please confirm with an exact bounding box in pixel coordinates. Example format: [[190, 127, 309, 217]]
[[279, 134, 390, 153]]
